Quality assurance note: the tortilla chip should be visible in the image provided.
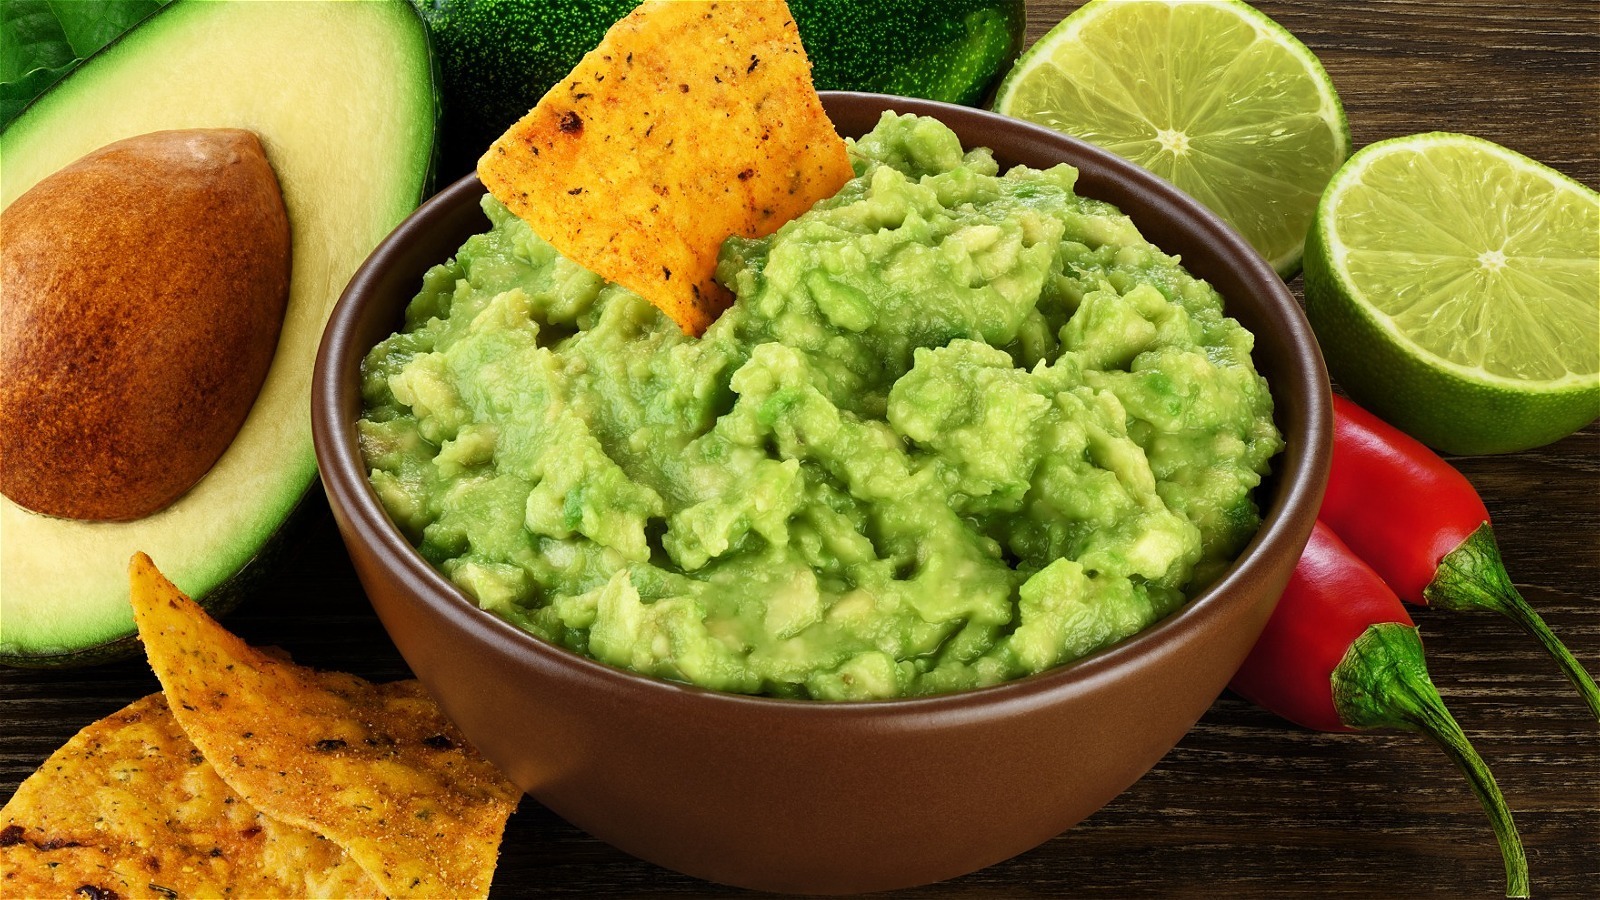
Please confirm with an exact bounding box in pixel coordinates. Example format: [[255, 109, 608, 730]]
[[128, 554, 520, 899], [0, 693, 380, 899], [478, 0, 853, 335], [1, 842, 148, 900]]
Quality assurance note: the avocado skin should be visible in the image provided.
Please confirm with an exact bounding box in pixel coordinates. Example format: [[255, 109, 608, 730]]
[[798, 0, 1026, 106], [417, 0, 1026, 181], [416, 0, 638, 181]]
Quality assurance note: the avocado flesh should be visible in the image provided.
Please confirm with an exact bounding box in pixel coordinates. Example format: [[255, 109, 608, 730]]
[[0, 0, 437, 665]]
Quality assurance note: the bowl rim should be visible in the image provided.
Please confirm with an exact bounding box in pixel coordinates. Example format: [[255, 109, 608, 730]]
[[312, 91, 1330, 719]]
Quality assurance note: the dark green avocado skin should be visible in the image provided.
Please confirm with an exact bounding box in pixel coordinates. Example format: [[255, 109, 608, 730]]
[[799, 0, 1026, 107], [416, 0, 1026, 181], [415, 0, 638, 184]]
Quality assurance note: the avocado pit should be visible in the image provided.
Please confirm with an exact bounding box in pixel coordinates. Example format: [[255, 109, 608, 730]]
[[0, 128, 291, 521]]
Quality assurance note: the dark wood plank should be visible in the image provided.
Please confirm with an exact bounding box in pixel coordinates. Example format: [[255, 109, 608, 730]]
[[3, 1, 1596, 897]]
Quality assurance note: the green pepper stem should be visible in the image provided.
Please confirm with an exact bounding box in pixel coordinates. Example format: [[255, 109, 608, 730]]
[[1426, 523, 1600, 723], [1333, 622, 1530, 899]]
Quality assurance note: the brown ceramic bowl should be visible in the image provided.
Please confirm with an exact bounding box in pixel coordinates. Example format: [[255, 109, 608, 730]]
[[313, 93, 1330, 894]]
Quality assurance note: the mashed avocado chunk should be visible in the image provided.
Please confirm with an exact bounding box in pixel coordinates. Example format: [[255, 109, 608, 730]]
[[359, 112, 1282, 700]]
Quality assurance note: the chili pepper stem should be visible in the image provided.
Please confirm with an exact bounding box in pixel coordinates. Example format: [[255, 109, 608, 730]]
[[1333, 622, 1530, 899], [1425, 523, 1600, 723]]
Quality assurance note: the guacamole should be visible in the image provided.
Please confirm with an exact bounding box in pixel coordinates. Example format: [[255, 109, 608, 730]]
[[359, 112, 1282, 700]]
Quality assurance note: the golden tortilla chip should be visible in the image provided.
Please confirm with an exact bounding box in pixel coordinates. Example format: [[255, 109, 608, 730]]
[[0, 693, 380, 899], [128, 554, 520, 899], [478, 0, 853, 335], [1, 842, 148, 900]]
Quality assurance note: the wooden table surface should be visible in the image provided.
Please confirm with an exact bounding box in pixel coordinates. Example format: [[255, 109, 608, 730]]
[[3, 0, 1596, 896]]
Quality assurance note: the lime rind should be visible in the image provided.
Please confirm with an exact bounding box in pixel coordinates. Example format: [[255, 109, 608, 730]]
[[994, 0, 1350, 277], [1316, 132, 1600, 394]]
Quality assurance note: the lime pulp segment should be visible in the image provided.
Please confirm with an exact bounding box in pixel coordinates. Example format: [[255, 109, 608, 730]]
[[994, 0, 1349, 275], [1320, 133, 1599, 388]]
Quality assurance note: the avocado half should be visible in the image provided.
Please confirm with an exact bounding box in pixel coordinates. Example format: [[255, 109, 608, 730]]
[[0, 0, 439, 666]]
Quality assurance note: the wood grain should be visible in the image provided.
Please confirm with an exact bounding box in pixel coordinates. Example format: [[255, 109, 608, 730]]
[[2, 1, 1596, 897]]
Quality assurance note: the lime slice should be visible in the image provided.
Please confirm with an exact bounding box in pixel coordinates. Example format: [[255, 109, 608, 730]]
[[993, 0, 1349, 276], [1304, 132, 1600, 455]]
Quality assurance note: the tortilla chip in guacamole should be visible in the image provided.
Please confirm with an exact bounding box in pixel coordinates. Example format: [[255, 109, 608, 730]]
[[478, 0, 853, 335]]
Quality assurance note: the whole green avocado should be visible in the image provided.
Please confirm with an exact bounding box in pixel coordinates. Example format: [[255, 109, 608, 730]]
[[414, 0, 1026, 180]]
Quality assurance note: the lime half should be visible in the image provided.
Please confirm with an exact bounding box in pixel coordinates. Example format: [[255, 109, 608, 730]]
[[993, 0, 1349, 276], [1305, 132, 1600, 455]]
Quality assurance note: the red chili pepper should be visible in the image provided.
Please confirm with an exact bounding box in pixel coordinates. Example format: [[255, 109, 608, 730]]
[[1322, 394, 1600, 720], [1231, 522, 1528, 898]]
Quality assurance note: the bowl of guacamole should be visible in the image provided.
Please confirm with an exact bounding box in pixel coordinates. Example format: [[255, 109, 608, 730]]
[[314, 93, 1330, 893]]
